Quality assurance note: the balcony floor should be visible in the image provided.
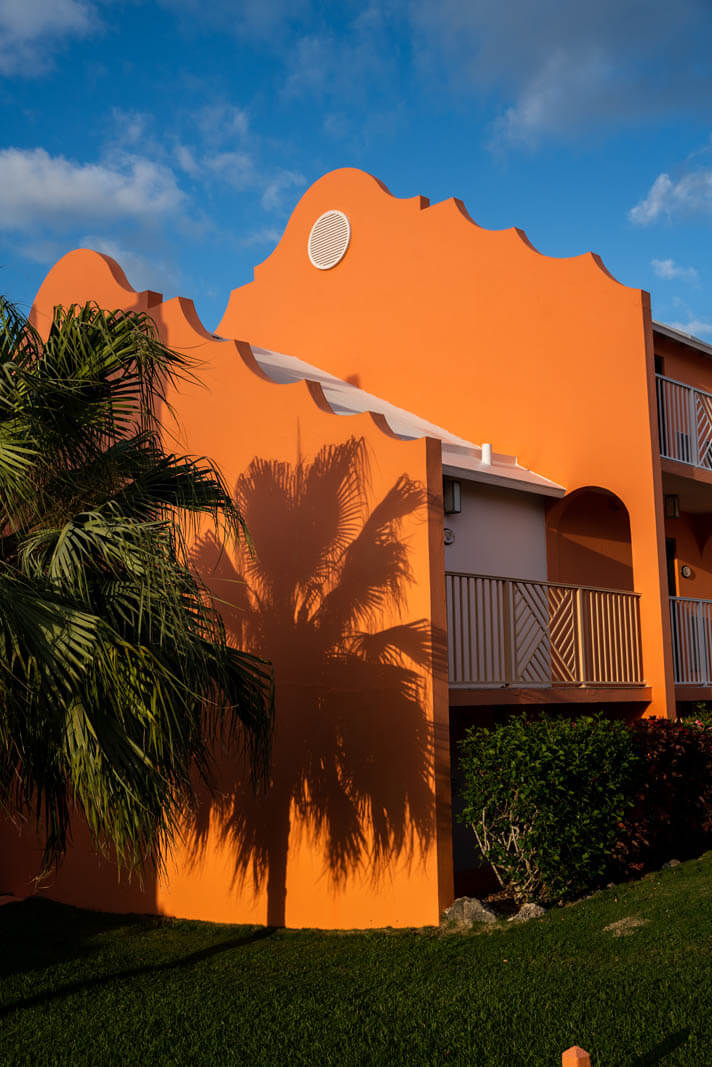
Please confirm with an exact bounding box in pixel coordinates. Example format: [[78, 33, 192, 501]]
[[675, 685, 712, 704], [449, 685, 652, 707]]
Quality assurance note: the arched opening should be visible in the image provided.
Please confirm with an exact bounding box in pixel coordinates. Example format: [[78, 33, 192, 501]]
[[547, 487, 634, 592]]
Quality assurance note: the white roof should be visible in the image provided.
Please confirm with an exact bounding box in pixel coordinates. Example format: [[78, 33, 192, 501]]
[[246, 343, 565, 498]]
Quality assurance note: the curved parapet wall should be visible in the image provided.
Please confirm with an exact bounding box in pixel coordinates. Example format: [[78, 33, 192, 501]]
[[29, 249, 162, 336], [216, 167, 675, 719], [2, 248, 453, 930]]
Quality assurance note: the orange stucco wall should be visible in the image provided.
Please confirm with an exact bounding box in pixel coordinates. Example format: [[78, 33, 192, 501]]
[[217, 169, 674, 718], [665, 510, 712, 599], [10, 251, 453, 929]]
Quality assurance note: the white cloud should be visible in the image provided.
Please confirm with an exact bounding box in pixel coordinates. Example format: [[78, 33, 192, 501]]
[[175, 143, 200, 177], [410, 0, 712, 147], [260, 169, 305, 212], [204, 151, 256, 189], [0, 0, 95, 75], [651, 258, 699, 282], [241, 226, 281, 247], [175, 143, 304, 213], [79, 235, 180, 293], [195, 104, 249, 142], [157, 0, 309, 41], [630, 170, 712, 224], [0, 148, 185, 230], [668, 319, 712, 339]]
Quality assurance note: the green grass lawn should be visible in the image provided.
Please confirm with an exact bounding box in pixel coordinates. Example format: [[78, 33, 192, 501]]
[[2, 857, 712, 1066]]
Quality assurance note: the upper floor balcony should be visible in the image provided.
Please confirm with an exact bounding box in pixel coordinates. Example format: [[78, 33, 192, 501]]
[[656, 373, 712, 471]]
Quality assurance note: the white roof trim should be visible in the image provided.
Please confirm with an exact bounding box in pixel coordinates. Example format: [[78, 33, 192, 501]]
[[247, 344, 565, 497], [653, 321, 712, 360]]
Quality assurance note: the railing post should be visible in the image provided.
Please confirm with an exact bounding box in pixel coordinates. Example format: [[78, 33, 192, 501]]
[[575, 587, 586, 685], [689, 387, 700, 466], [657, 375, 666, 458], [502, 579, 514, 684], [699, 599, 711, 687]]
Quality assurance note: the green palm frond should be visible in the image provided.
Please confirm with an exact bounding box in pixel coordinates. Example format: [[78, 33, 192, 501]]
[[0, 296, 273, 875]]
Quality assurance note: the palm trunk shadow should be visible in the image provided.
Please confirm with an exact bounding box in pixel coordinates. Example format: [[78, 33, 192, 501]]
[[188, 436, 438, 926]]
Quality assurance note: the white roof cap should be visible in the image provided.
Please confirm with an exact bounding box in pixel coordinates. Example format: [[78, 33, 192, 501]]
[[247, 343, 565, 498]]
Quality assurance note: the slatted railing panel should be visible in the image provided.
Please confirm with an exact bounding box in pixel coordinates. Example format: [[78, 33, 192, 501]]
[[446, 574, 508, 685], [583, 588, 643, 686], [446, 573, 643, 688], [657, 373, 712, 468], [670, 596, 712, 685]]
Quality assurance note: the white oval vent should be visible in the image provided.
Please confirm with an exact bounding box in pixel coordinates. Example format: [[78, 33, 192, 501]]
[[307, 210, 351, 270]]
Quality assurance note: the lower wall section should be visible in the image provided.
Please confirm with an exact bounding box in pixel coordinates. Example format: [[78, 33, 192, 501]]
[[1, 802, 442, 929]]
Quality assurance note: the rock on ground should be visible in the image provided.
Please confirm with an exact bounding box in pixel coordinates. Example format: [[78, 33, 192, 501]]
[[441, 896, 497, 926], [603, 916, 650, 936], [508, 902, 546, 923]]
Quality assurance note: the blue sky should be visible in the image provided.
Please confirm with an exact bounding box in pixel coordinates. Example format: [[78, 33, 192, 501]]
[[2, 0, 712, 335]]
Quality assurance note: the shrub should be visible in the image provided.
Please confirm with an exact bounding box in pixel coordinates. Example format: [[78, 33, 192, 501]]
[[613, 718, 712, 876], [679, 703, 712, 732], [458, 715, 639, 904]]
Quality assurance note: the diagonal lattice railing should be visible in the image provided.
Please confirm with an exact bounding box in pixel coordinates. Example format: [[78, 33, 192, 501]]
[[446, 572, 643, 688], [657, 373, 712, 469]]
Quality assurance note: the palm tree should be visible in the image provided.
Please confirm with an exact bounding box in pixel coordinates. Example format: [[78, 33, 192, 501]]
[[191, 437, 436, 927], [0, 297, 272, 877]]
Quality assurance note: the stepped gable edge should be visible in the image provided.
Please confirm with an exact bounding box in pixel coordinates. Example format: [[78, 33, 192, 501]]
[[28, 248, 440, 447]]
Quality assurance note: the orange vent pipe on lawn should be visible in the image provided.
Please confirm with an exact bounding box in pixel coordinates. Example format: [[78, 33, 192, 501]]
[[562, 1048, 591, 1066]]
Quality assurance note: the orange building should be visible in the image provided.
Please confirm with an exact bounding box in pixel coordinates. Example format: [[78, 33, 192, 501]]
[[3, 167, 712, 926]]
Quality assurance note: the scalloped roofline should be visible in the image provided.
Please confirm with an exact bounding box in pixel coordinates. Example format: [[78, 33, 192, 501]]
[[246, 166, 631, 292], [30, 247, 565, 499]]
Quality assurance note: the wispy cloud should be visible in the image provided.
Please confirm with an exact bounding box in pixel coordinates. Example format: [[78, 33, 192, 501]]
[[651, 257, 699, 282], [630, 170, 712, 223], [0, 0, 96, 76], [668, 318, 712, 339], [260, 169, 305, 211], [410, 0, 712, 148], [79, 234, 181, 293], [240, 225, 282, 247], [0, 147, 185, 231]]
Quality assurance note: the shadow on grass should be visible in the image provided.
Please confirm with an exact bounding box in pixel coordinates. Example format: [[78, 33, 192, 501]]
[[0, 898, 150, 980], [628, 1029, 691, 1065], [0, 898, 275, 1015]]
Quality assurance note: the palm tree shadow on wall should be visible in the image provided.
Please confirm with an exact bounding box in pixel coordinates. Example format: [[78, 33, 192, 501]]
[[189, 436, 440, 927]]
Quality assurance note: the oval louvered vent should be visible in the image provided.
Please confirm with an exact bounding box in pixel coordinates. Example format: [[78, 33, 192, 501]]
[[307, 210, 351, 270]]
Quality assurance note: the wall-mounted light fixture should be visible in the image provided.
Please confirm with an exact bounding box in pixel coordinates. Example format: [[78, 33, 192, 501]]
[[665, 494, 680, 518], [443, 478, 461, 514], [681, 564, 692, 579]]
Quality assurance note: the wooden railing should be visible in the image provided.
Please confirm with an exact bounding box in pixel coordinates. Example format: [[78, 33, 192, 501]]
[[656, 373, 712, 469], [670, 595, 712, 685], [445, 572, 643, 688]]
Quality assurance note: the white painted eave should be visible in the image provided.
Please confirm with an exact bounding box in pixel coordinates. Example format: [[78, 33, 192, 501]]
[[653, 321, 712, 360], [244, 342, 565, 498]]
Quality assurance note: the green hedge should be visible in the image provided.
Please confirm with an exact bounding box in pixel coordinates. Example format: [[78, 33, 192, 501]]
[[458, 713, 712, 904], [457, 715, 640, 904]]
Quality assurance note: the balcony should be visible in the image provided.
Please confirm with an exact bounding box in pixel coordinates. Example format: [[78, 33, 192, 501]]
[[446, 572, 645, 701], [656, 373, 712, 470], [670, 595, 712, 687]]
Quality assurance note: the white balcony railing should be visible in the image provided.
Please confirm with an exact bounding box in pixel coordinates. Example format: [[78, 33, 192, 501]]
[[670, 596, 712, 685], [656, 373, 712, 469], [446, 572, 643, 688]]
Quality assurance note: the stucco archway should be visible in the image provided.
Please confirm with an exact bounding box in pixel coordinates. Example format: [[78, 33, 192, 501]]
[[547, 487, 634, 592]]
